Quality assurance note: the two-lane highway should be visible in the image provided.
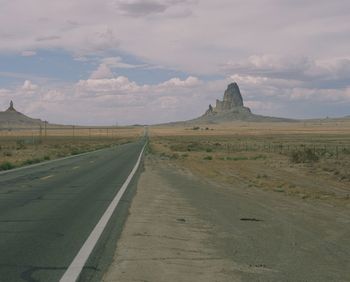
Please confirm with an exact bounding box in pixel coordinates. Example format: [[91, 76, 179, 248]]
[[0, 139, 146, 282]]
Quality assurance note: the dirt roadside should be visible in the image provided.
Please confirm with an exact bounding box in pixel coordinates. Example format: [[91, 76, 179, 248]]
[[103, 156, 350, 282]]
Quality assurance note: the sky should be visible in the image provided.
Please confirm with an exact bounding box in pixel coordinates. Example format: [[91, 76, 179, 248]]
[[0, 0, 349, 125]]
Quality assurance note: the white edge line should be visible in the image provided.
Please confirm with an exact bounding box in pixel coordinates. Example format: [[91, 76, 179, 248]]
[[0, 146, 115, 176], [59, 143, 147, 282]]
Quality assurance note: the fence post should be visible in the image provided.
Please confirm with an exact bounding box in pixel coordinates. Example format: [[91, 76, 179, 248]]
[[336, 145, 339, 159]]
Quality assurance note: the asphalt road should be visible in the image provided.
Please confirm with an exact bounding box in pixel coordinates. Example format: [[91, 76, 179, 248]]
[[0, 139, 146, 282]]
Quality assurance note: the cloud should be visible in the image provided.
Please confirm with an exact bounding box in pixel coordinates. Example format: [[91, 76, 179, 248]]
[[76, 76, 140, 93], [115, 0, 169, 16], [90, 64, 114, 79], [36, 35, 61, 42], [21, 80, 39, 92], [225, 55, 350, 104], [114, 0, 193, 17], [158, 76, 200, 88], [21, 50, 37, 57], [101, 56, 145, 69], [77, 75, 200, 95], [1, 0, 349, 73]]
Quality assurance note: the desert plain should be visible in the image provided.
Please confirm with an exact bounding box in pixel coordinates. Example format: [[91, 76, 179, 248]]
[[102, 119, 350, 282], [1, 119, 350, 281]]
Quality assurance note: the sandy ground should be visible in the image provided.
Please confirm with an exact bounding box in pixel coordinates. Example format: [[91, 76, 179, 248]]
[[103, 156, 240, 282], [103, 156, 350, 282]]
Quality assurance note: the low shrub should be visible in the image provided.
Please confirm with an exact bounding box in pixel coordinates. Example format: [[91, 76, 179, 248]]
[[22, 158, 42, 165], [16, 140, 27, 150], [3, 151, 13, 157], [0, 161, 15, 171], [290, 148, 319, 163]]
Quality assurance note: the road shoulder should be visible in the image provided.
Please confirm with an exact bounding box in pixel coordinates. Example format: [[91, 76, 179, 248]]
[[102, 156, 241, 282], [103, 155, 350, 282]]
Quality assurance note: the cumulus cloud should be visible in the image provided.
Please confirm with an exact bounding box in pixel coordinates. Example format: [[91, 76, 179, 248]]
[[77, 76, 139, 93], [21, 80, 39, 92], [90, 64, 114, 79], [158, 76, 201, 88], [77, 75, 200, 95]]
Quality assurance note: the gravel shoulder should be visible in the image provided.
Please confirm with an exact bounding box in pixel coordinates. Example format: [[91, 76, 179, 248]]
[[103, 155, 350, 282]]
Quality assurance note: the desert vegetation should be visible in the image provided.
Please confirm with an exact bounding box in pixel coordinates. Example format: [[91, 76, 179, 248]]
[[148, 121, 350, 205], [0, 126, 143, 171]]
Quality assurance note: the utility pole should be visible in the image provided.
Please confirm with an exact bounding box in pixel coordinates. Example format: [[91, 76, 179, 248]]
[[44, 121, 48, 138]]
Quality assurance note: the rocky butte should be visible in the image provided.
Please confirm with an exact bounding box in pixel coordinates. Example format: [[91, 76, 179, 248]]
[[204, 82, 251, 116], [187, 82, 294, 123], [0, 101, 44, 127]]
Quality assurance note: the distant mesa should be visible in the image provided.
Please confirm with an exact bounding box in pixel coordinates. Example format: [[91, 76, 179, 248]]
[[0, 101, 44, 127]]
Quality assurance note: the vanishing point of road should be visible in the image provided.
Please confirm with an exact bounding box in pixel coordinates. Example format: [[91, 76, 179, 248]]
[[0, 139, 146, 282]]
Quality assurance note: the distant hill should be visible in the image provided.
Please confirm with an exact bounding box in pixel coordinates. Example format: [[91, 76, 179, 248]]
[[0, 101, 44, 127], [172, 82, 295, 125]]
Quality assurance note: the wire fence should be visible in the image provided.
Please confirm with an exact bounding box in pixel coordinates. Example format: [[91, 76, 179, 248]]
[[0, 126, 144, 149], [0, 125, 139, 137], [222, 142, 350, 159]]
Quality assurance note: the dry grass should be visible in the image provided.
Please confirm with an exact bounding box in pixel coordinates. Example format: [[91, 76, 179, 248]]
[[0, 126, 143, 170], [148, 121, 350, 205]]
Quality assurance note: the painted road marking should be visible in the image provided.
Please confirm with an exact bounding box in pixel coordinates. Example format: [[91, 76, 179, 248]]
[[59, 143, 146, 282], [73, 166, 80, 170], [40, 175, 54, 180]]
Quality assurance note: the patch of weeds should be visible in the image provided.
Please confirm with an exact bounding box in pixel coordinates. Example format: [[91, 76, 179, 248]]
[[16, 140, 26, 150], [22, 158, 42, 165], [170, 153, 179, 160], [0, 161, 16, 171], [170, 144, 188, 152], [203, 155, 213, 160], [206, 148, 213, 152], [57, 152, 67, 158], [290, 148, 319, 163], [3, 151, 13, 157], [250, 154, 267, 160], [43, 155, 51, 161], [187, 142, 204, 152], [222, 156, 248, 161], [274, 188, 285, 192]]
